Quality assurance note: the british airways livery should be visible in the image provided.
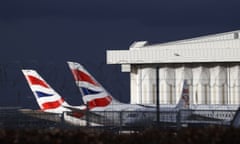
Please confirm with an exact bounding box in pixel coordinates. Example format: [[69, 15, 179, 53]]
[[22, 70, 72, 114], [67, 61, 189, 126], [22, 70, 86, 118]]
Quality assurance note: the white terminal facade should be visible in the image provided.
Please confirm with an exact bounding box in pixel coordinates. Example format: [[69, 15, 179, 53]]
[[107, 30, 240, 105]]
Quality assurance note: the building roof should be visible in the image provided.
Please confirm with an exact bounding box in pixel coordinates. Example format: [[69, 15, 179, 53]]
[[107, 30, 240, 64]]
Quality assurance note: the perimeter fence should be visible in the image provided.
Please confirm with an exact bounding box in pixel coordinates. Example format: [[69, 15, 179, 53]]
[[0, 107, 237, 131]]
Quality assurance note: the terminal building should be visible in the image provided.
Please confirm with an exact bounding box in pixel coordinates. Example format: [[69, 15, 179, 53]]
[[106, 30, 240, 105]]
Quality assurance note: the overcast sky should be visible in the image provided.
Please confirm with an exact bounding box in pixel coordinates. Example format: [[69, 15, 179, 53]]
[[0, 0, 240, 108]]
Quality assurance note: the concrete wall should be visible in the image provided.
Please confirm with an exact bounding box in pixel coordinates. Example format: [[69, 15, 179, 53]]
[[159, 67, 175, 104], [130, 65, 156, 104], [130, 64, 240, 105]]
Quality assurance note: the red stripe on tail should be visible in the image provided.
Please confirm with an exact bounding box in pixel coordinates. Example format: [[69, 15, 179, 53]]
[[72, 69, 98, 86], [28, 75, 49, 88], [87, 96, 112, 109], [41, 98, 64, 110]]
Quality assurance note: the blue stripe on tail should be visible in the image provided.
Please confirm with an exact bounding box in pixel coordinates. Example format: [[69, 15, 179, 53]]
[[81, 87, 101, 96], [35, 91, 53, 98]]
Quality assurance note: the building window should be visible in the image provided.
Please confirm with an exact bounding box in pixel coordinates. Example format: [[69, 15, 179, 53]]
[[234, 32, 239, 39]]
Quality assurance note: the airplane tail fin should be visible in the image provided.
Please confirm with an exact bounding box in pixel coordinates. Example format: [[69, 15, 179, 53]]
[[176, 80, 190, 109], [67, 61, 118, 109], [22, 69, 70, 113]]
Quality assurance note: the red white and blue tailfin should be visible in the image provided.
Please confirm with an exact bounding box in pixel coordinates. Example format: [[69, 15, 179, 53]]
[[22, 69, 70, 114], [67, 61, 119, 109], [176, 80, 190, 109]]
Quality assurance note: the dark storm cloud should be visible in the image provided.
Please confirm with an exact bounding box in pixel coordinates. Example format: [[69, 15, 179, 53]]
[[2, 0, 240, 27], [0, 0, 240, 107]]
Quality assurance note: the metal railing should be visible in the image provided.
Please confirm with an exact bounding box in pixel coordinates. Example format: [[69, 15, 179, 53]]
[[0, 108, 236, 130]]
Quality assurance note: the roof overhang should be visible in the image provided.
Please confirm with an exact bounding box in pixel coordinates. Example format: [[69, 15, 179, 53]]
[[107, 31, 240, 64]]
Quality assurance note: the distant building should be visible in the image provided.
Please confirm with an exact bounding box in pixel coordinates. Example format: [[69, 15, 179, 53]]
[[107, 30, 240, 105]]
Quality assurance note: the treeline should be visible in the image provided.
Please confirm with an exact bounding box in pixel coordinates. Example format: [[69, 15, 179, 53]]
[[0, 126, 240, 144]]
